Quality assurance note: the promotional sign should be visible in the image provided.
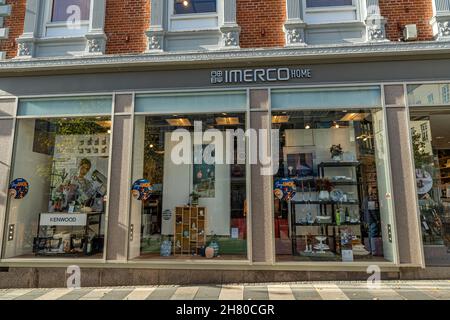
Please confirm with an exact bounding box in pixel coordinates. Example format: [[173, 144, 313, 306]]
[[40, 213, 87, 226], [274, 178, 296, 201], [131, 179, 153, 201], [8, 178, 29, 199]]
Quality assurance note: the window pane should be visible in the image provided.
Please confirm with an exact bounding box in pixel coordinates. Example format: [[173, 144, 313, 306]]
[[408, 84, 450, 106], [129, 113, 247, 260], [52, 0, 91, 22], [3, 117, 111, 259], [273, 108, 395, 262], [410, 108, 450, 265], [306, 0, 353, 7], [174, 0, 217, 14]]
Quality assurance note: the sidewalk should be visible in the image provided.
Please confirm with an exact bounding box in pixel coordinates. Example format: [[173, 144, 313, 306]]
[[0, 281, 449, 300]]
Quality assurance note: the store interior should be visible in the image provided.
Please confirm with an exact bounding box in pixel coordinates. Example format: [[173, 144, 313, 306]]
[[4, 117, 110, 259], [410, 108, 450, 265], [129, 113, 248, 260], [272, 109, 394, 262]]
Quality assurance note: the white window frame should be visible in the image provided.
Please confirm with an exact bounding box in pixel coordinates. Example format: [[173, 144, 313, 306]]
[[303, 0, 361, 25], [168, 0, 221, 32], [43, 0, 91, 38]]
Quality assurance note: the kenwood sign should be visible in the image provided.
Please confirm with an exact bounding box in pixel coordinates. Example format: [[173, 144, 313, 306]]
[[40, 213, 87, 226], [210, 67, 312, 84]]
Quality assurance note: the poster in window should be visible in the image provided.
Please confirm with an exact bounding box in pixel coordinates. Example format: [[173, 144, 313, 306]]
[[193, 144, 215, 198]]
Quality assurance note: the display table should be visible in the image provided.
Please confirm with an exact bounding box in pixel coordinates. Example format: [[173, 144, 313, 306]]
[[33, 212, 104, 256]]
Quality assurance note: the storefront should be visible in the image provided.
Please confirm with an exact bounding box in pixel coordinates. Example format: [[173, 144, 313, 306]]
[[0, 54, 450, 286]]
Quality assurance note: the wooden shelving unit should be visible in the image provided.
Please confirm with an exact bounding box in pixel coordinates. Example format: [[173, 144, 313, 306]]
[[173, 206, 207, 256]]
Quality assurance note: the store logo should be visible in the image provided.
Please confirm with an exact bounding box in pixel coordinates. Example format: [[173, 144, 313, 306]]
[[66, 5, 82, 30], [210, 67, 312, 84], [170, 121, 279, 176]]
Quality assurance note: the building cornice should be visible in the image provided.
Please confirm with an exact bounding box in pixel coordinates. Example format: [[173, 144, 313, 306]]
[[1, 41, 450, 74]]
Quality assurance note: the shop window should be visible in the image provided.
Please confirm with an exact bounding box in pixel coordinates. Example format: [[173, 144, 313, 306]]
[[129, 112, 247, 260], [2, 98, 112, 260], [306, 0, 353, 7], [408, 84, 450, 106], [409, 93, 450, 265], [272, 107, 395, 262]]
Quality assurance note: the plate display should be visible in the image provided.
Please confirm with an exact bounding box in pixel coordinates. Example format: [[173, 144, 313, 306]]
[[330, 189, 345, 202], [131, 179, 153, 201], [8, 178, 29, 199]]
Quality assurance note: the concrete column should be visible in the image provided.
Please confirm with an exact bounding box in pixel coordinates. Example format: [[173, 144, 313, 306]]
[[249, 89, 275, 264], [146, 0, 165, 53], [0, 99, 16, 259], [16, 0, 40, 58], [384, 85, 424, 266], [220, 0, 240, 49], [365, 0, 388, 42], [284, 0, 306, 46], [85, 0, 107, 54], [106, 94, 133, 261]]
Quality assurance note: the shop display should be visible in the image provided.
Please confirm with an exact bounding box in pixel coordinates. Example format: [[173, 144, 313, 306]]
[[274, 178, 297, 201], [173, 206, 207, 256], [8, 178, 29, 199]]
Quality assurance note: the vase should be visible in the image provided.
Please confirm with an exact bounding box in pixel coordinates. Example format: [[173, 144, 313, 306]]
[[319, 190, 330, 201], [208, 241, 220, 257], [205, 246, 215, 258]]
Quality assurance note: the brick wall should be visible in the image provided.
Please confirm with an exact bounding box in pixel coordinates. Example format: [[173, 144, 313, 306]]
[[0, 0, 26, 59], [237, 0, 286, 48], [104, 0, 150, 54], [379, 0, 434, 41]]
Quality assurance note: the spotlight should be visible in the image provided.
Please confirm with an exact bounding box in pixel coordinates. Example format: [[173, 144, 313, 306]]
[[305, 124, 311, 130], [183, 0, 189, 7]]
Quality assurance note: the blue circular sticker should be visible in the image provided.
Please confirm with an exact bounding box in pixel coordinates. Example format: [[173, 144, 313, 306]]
[[131, 179, 153, 201], [9, 178, 29, 199], [274, 178, 296, 201]]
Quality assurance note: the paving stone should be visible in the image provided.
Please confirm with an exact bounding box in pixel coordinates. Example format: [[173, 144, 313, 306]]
[[101, 289, 133, 300], [57, 289, 93, 300], [290, 285, 322, 300], [146, 286, 179, 300], [243, 286, 269, 300], [194, 286, 222, 300]]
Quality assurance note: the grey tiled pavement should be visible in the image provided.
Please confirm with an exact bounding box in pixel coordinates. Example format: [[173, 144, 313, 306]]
[[0, 281, 449, 300]]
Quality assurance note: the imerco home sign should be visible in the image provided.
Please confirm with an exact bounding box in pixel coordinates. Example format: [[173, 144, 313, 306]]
[[40, 213, 87, 226], [210, 67, 312, 84]]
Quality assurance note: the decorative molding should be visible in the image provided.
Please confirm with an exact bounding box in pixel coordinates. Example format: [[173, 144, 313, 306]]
[[16, 41, 34, 58], [439, 21, 450, 37], [284, 25, 306, 46], [2, 41, 450, 72], [85, 34, 107, 55], [145, 29, 165, 53], [220, 26, 240, 49], [365, 0, 388, 42], [430, 14, 450, 41]]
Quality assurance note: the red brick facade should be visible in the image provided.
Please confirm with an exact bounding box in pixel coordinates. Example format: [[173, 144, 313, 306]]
[[237, 0, 286, 48], [0, 0, 26, 59], [379, 0, 434, 41], [104, 0, 150, 54], [0, 0, 440, 58]]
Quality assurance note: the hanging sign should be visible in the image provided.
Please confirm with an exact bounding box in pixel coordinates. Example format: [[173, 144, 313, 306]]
[[8, 178, 29, 199], [274, 178, 297, 201], [131, 179, 153, 201]]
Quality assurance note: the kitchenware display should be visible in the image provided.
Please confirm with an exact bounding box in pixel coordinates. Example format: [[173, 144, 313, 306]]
[[316, 215, 332, 223], [330, 189, 345, 202], [314, 236, 329, 253]]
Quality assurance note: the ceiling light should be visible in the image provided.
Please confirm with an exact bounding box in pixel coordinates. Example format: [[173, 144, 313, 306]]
[[183, 0, 189, 7], [436, 136, 445, 139], [305, 124, 311, 130], [272, 115, 290, 123], [333, 122, 340, 129], [150, 144, 154, 148], [340, 113, 369, 121], [222, 112, 227, 116], [166, 118, 192, 126], [107, 129, 111, 134], [216, 117, 240, 125]]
